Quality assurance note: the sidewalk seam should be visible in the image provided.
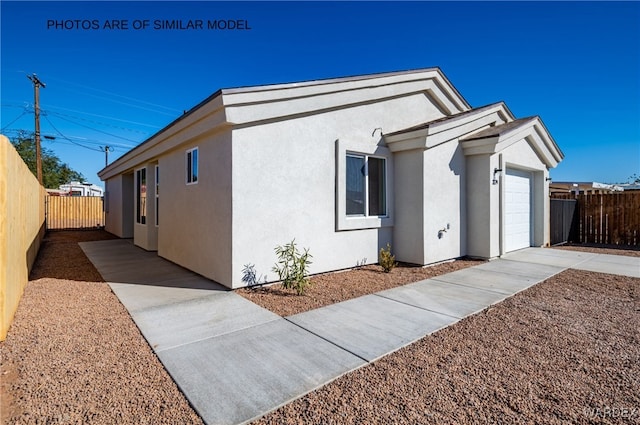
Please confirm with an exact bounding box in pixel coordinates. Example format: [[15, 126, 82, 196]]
[[284, 317, 371, 364]]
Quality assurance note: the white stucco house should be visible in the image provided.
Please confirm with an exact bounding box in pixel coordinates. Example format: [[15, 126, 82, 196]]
[[99, 68, 563, 289]]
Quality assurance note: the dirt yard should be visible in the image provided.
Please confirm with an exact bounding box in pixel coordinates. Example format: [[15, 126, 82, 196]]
[[1, 232, 638, 424]]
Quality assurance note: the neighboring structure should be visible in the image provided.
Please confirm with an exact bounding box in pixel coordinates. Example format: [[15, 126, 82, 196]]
[[550, 181, 623, 195], [59, 181, 104, 197], [99, 68, 563, 289], [619, 183, 640, 191]]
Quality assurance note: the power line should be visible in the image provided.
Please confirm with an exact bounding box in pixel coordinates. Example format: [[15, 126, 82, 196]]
[[42, 104, 161, 129], [1, 111, 28, 132], [46, 110, 151, 134], [47, 76, 182, 113], [43, 115, 103, 152], [52, 114, 141, 143]]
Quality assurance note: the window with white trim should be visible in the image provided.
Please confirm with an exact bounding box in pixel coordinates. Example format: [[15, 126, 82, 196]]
[[186, 147, 198, 184], [154, 165, 159, 226], [346, 153, 387, 217], [136, 168, 146, 224]]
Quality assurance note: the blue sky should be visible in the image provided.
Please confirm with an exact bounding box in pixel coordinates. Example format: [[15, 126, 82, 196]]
[[2, 1, 639, 187]]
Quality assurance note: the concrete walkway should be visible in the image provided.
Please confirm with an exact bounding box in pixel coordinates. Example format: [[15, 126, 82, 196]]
[[80, 240, 639, 425]]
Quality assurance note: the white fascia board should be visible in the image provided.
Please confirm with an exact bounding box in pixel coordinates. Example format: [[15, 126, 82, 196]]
[[523, 130, 559, 169], [461, 118, 561, 168], [99, 98, 227, 180], [386, 136, 429, 153], [386, 105, 510, 153], [224, 77, 466, 126], [222, 68, 469, 112], [533, 124, 563, 163], [461, 136, 501, 155], [428, 103, 511, 134], [426, 110, 510, 148], [493, 119, 560, 168]]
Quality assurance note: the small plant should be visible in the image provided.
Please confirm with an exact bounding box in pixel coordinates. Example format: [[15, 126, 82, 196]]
[[379, 243, 397, 273], [272, 239, 313, 295]]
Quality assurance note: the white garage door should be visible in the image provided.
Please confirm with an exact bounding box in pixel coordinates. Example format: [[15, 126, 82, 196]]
[[505, 168, 532, 252]]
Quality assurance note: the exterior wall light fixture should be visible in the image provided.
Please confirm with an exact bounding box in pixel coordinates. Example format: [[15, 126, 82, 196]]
[[546, 177, 552, 182], [493, 168, 503, 185]]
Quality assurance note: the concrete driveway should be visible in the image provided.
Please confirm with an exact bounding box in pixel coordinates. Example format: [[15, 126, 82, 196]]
[[80, 240, 639, 425]]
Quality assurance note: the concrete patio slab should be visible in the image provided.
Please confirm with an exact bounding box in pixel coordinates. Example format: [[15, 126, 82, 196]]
[[134, 293, 280, 352], [377, 278, 507, 318], [80, 240, 226, 290], [288, 294, 457, 362], [158, 319, 366, 425]]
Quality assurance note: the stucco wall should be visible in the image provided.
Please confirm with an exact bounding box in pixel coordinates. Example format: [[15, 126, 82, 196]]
[[105, 175, 123, 236], [230, 93, 444, 287], [393, 150, 424, 264], [158, 132, 233, 286], [105, 174, 133, 238], [466, 138, 550, 259], [0, 135, 45, 340], [465, 154, 493, 258], [422, 141, 467, 263]]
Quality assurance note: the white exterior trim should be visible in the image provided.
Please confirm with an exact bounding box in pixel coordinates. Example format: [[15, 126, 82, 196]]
[[335, 139, 394, 231]]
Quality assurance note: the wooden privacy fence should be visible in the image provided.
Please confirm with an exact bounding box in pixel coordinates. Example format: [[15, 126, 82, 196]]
[[550, 192, 640, 246], [46, 196, 105, 230]]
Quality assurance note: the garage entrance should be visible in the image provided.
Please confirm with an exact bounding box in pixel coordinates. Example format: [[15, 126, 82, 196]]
[[504, 168, 532, 252]]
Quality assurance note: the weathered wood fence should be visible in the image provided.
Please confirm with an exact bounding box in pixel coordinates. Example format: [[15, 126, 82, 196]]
[[550, 192, 640, 246], [46, 196, 105, 230]]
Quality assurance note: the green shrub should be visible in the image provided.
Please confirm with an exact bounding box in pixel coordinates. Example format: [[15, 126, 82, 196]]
[[379, 243, 397, 273], [272, 239, 313, 295]]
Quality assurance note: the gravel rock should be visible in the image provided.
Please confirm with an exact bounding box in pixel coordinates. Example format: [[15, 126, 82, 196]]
[[3, 232, 638, 424], [255, 269, 640, 424], [238, 260, 483, 316], [0, 230, 203, 424]]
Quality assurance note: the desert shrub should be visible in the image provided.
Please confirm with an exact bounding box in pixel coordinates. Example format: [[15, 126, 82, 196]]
[[379, 243, 397, 273], [272, 239, 313, 295]]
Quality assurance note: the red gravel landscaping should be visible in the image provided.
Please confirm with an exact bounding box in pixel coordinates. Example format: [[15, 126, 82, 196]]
[[1, 232, 638, 424]]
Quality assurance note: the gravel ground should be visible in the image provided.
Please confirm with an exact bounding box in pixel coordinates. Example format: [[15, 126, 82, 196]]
[[256, 269, 640, 424], [238, 260, 483, 316], [0, 230, 203, 424], [2, 233, 638, 424]]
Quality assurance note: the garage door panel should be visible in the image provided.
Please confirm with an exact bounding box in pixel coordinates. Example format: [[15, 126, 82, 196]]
[[505, 168, 532, 252]]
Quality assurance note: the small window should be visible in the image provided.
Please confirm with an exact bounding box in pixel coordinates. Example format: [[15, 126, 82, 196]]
[[346, 153, 386, 217], [186, 147, 198, 184], [136, 168, 147, 224]]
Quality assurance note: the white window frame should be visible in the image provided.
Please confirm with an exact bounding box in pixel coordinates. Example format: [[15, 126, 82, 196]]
[[155, 165, 159, 227], [135, 167, 147, 225], [345, 153, 387, 217], [186, 147, 199, 185], [336, 139, 393, 231]]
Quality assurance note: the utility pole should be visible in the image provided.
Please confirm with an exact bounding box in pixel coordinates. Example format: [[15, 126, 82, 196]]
[[27, 74, 46, 184], [101, 146, 113, 167]]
